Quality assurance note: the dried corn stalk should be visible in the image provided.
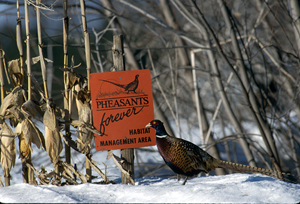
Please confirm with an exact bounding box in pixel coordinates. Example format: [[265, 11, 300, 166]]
[[11, 99, 44, 185], [0, 122, 16, 186], [61, 161, 87, 184], [72, 75, 95, 153], [26, 163, 52, 185], [0, 176, 4, 187], [73, 74, 94, 182], [107, 150, 134, 185], [0, 84, 44, 184]]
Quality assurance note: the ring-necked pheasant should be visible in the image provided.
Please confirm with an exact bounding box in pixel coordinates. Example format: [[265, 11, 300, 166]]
[[146, 119, 283, 185], [99, 74, 139, 93]]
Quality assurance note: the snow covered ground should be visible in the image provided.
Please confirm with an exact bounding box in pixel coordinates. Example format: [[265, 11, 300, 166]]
[[0, 173, 299, 203], [1, 122, 300, 203]]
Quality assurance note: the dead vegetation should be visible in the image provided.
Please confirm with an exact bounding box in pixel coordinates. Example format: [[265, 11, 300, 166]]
[[0, 0, 131, 186], [1, 0, 300, 186]]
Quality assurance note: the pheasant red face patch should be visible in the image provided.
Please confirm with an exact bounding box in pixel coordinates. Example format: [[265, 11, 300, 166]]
[[90, 69, 155, 151]]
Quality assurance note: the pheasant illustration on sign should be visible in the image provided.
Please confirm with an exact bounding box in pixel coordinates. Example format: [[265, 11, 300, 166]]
[[99, 74, 139, 94], [90, 69, 155, 151]]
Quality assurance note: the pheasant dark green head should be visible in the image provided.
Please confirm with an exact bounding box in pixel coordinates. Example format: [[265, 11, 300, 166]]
[[146, 120, 168, 138]]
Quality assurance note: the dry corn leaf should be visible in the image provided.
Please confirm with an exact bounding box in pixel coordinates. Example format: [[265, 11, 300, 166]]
[[87, 158, 107, 182], [107, 151, 134, 185], [73, 76, 88, 113], [26, 163, 51, 185], [62, 165, 75, 180], [77, 103, 93, 154], [71, 119, 102, 136], [61, 161, 87, 183], [43, 103, 57, 132], [14, 118, 45, 151], [21, 100, 43, 118], [69, 72, 78, 89], [7, 106, 26, 122], [0, 122, 16, 177], [74, 83, 93, 153], [7, 59, 24, 87], [78, 102, 91, 123], [74, 83, 83, 114], [25, 56, 53, 66], [0, 86, 25, 116], [77, 89, 90, 105], [31, 56, 53, 65]]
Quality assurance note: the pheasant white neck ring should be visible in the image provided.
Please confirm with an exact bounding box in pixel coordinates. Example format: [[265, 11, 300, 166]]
[[156, 134, 167, 138]]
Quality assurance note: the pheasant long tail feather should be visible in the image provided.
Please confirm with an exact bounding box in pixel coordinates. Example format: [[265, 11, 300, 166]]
[[217, 160, 281, 178]]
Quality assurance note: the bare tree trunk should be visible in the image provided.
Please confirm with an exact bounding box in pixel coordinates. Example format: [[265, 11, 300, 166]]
[[290, 0, 300, 57], [160, 0, 225, 175], [217, 0, 281, 172], [111, 35, 135, 185], [101, 0, 140, 70], [172, 0, 257, 168], [278, 2, 300, 177]]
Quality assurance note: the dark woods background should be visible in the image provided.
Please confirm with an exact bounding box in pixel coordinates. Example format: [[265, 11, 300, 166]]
[[0, 0, 300, 185]]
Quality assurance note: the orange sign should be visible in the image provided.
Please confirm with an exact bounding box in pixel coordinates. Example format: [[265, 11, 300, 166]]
[[90, 69, 155, 151]]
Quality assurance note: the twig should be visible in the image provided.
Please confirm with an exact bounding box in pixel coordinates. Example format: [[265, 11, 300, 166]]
[[107, 150, 135, 185], [147, 49, 177, 122], [86, 157, 108, 183]]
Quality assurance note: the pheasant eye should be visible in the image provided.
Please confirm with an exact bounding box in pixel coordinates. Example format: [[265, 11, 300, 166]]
[[152, 121, 157, 126]]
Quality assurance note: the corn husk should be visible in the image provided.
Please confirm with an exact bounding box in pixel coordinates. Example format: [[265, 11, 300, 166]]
[[43, 103, 63, 165], [18, 132, 30, 160], [0, 122, 16, 177]]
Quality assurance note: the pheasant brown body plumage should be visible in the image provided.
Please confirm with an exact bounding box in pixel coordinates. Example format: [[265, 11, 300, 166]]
[[156, 135, 219, 177], [146, 119, 282, 185]]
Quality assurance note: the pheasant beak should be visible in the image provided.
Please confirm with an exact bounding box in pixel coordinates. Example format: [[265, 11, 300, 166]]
[[145, 122, 152, 128]]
